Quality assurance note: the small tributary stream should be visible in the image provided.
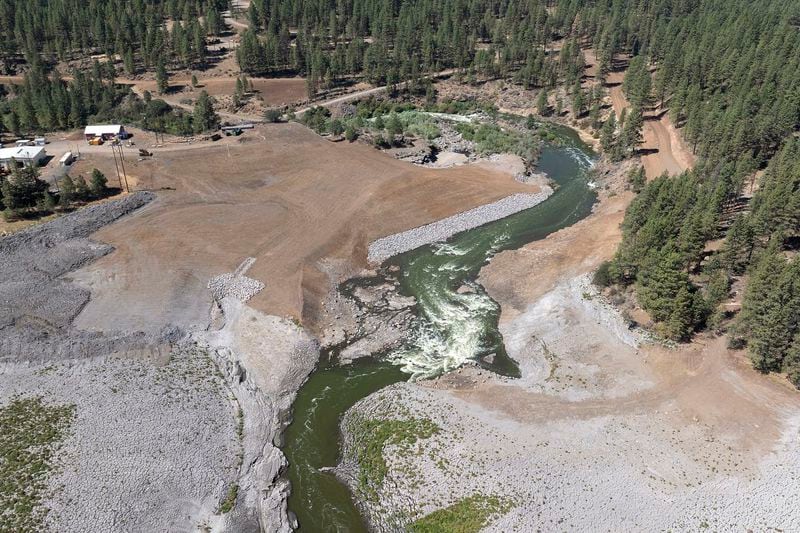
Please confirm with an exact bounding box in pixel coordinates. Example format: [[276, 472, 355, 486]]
[[283, 125, 597, 531]]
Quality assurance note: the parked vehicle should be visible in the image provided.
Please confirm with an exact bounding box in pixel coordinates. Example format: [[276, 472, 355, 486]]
[[59, 151, 75, 166]]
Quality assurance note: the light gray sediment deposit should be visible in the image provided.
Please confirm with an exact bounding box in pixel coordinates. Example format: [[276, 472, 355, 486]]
[[200, 298, 320, 533], [0, 344, 241, 533], [0, 192, 179, 362], [0, 191, 322, 532], [367, 192, 551, 263]]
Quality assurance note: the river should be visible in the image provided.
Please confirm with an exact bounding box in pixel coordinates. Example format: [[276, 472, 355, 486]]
[[283, 124, 596, 531]]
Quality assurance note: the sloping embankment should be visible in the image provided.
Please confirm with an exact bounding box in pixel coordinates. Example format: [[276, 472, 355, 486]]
[[367, 191, 552, 263]]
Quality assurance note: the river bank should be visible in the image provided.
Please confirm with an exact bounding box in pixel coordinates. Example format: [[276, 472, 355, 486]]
[[335, 137, 800, 531], [368, 191, 552, 263], [285, 124, 598, 530]]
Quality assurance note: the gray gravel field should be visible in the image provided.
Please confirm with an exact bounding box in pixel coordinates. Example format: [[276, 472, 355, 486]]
[[0, 192, 180, 363], [0, 345, 240, 533]]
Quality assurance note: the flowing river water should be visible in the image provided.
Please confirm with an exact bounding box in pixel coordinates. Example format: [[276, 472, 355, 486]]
[[283, 124, 597, 531]]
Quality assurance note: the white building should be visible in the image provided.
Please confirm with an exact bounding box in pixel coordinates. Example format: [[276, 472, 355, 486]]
[[0, 145, 47, 170], [84, 124, 128, 141]]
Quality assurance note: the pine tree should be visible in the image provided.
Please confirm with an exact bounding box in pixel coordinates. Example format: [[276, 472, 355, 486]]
[[193, 90, 219, 133], [737, 242, 788, 368], [0, 164, 48, 210], [59, 175, 75, 207], [636, 245, 691, 323], [621, 106, 643, 154], [156, 59, 169, 94], [89, 169, 108, 197], [720, 214, 756, 274], [627, 165, 645, 193], [74, 175, 90, 201], [571, 79, 584, 118], [600, 113, 617, 154], [536, 89, 549, 116], [666, 284, 696, 341], [124, 49, 135, 75], [784, 337, 800, 387]]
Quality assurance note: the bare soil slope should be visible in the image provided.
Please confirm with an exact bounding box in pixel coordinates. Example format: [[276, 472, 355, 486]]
[[72, 123, 534, 333]]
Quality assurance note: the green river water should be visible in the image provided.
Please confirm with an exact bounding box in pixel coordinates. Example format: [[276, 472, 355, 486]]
[[283, 124, 596, 531]]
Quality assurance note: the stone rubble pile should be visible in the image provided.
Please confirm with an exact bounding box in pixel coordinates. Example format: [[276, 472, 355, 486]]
[[208, 272, 265, 302], [368, 192, 552, 263]]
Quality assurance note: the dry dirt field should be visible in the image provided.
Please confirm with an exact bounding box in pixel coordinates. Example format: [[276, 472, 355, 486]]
[[131, 76, 308, 107], [69, 122, 534, 335]]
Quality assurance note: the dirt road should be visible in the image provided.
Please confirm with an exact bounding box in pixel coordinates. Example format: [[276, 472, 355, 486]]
[[606, 70, 695, 179], [295, 69, 458, 115]]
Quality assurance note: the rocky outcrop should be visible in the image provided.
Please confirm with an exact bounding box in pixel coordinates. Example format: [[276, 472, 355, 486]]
[[200, 296, 319, 532], [319, 271, 417, 364]]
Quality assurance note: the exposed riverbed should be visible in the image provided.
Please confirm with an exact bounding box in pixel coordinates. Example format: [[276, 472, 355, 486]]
[[284, 125, 596, 531]]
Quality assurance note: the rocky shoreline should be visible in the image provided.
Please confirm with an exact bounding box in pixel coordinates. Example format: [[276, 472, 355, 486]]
[[199, 297, 319, 532], [367, 191, 552, 263]]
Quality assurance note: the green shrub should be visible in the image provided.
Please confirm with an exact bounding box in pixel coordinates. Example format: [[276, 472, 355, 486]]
[[348, 417, 439, 500], [217, 483, 239, 514], [409, 494, 513, 533], [264, 108, 282, 123], [593, 261, 614, 287], [0, 396, 75, 531]]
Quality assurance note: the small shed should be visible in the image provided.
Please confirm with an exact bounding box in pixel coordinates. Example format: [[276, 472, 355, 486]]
[[0, 146, 47, 170], [84, 124, 128, 141]]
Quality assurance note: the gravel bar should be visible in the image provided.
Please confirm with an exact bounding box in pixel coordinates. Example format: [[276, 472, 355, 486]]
[[367, 192, 551, 263]]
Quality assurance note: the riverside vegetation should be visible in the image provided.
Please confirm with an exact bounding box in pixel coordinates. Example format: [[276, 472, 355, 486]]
[[345, 415, 440, 501], [0, 396, 75, 532], [408, 494, 514, 533]]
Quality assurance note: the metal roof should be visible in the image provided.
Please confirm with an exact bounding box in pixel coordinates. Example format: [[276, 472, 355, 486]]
[[0, 146, 46, 160], [84, 124, 124, 135]]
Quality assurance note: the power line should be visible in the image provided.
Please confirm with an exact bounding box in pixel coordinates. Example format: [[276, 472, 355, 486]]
[[110, 141, 123, 190], [114, 143, 130, 193]]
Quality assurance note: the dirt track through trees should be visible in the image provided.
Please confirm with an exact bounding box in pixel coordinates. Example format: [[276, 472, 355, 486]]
[[606, 70, 695, 179]]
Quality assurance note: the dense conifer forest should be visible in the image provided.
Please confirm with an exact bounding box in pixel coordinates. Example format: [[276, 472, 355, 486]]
[[0, 0, 799, 385]]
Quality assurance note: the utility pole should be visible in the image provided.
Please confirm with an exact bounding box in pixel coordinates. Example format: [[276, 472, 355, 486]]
[[110, 142, 123, 190], [115, 143, 130, 193]]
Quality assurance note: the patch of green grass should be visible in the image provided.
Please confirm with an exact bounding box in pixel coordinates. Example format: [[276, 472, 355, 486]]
[[217, 483, 239, 514], [0, 396, 75, 532], [409, 494, 513, 533], [349, 417, 439, 499], [455, 122, 539, 160]]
